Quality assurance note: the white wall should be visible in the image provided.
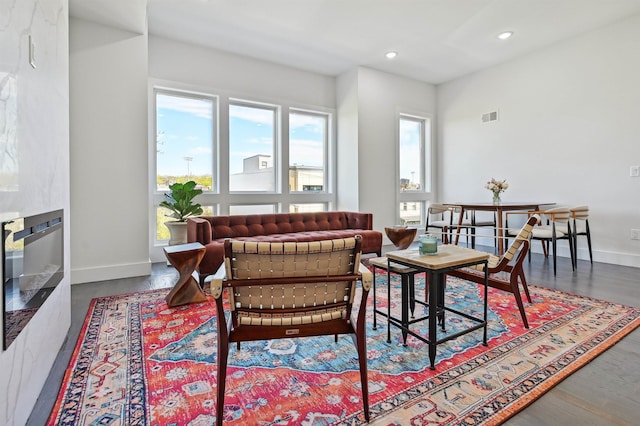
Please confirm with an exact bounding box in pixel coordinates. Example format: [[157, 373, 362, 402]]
[[0, 0, 71, 424], [149, 35, 336, 107], [351, 67, 437, 238], [437, 14, 640, 267], [70, 18, 151, 283], [336, 69, 360, 212], [148, 36, 339, 261]]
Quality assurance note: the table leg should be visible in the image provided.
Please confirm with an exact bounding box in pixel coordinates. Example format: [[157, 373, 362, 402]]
[[372, 265, 378, 330], [483, 262, 489, 345], [454, 209, 464, 246], [437, 274, 446, 331], [401, 273, 409, 345], [428, 270, 438, 370], [496, 207, 505, 255], [387, 267, 392, 343], [409, 274, 416, 318]]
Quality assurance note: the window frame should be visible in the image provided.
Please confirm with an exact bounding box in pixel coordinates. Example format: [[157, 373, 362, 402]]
[[150, 86, 218, 246], [148, 80, 336, 262], [396, 111, 433, 226], [228, 99, 281, 194], [288, 108, 330, 195]]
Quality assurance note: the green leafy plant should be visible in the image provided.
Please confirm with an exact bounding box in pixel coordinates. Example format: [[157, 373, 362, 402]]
[[159, 180, 203, 222]]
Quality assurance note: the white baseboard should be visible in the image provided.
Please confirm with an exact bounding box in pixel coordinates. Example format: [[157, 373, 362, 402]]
[[71, 260, 152, 284], [529, 245, 639, 269]]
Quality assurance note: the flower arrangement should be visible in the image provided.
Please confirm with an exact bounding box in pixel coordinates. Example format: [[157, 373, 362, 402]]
[[485, 178, 508, 203]]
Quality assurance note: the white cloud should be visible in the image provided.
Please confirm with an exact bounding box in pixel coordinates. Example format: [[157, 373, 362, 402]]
[[157, 94, 213, 119], [189, 146, 212, 155], [230, 104, 273, 125]]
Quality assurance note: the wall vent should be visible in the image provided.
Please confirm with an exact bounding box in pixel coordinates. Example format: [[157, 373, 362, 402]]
[[482, 111, 498, 123]]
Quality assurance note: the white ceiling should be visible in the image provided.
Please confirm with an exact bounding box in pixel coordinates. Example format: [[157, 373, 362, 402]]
[[70, 0, 640, 84]]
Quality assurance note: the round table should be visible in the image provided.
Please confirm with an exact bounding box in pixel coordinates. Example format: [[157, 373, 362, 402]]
[[384, 226, 417, 250]]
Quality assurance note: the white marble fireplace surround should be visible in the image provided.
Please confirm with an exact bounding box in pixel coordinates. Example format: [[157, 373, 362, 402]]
[[0, 0, 71, 424]]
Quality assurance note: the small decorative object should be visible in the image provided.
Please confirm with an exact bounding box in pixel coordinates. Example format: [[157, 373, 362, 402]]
[[485, 178, 508, 204], [419, 234, 438, 255], [160, 180, 204, 245], [385, 226, 417, 250]]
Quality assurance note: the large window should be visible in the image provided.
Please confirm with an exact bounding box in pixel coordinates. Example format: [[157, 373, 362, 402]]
[[151, 85, 336, 256], [155, 90, 215, 192], [398, 114, 431, 225], [154, 89, 216, 240], [229, 102, 277, 192], [289, 110, 327, 193]]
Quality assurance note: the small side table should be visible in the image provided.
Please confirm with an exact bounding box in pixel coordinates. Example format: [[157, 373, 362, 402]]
[[369, 257, 421, 345], [164, 242, 208, 307], [384, 226, 417, 250]]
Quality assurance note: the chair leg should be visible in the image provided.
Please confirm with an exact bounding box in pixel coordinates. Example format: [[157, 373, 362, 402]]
[[509, 274, 529, 329], [518, 270, 533, 304], [214, 298, 230, 426], [586, 221, 593, 264], [552, 237, 557, 276], [216, 341, 229, 426], [566, 222, 575, 272], [355, 330, 370, 422], [573, 219, 579, 269], [576, 236, 581, 268], [353, 291, 370, 422]]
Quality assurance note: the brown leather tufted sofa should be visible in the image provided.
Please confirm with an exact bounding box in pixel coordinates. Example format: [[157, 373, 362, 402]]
[[187, 211, 382, 283]]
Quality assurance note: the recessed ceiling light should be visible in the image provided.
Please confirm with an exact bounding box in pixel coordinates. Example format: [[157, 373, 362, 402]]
[[497, 31, 513, 40], [385, 51, 398, 59]]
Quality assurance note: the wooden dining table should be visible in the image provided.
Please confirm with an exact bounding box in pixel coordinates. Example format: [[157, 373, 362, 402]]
[[444, 202, 555, 254]]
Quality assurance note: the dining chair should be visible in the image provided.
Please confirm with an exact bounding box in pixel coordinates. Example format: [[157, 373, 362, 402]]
[[426, 203, 470, 245], [506, 207, 575, 276], [468, 210, 498, 251], [447, 214, 540, 328], [207, 236, 372, 425], [570, 205, 593, 268]]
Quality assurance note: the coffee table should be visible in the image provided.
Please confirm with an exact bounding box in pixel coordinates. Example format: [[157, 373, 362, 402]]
[[386, 244, 490, 369], [163, 242, 208, 307]]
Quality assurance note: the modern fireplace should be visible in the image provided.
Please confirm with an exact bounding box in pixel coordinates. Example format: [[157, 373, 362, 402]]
[[2, 209, 64, 349]]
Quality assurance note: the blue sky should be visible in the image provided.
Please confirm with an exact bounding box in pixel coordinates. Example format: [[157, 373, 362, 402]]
[[399, 118, 422, 186], [156, 93, 324, 179]]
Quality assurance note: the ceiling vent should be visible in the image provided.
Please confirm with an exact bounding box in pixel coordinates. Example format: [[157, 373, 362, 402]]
[[482, 111, 498, 123]]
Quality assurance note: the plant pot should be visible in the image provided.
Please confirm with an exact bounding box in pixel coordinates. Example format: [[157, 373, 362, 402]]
[[165, 221, 188, 246]]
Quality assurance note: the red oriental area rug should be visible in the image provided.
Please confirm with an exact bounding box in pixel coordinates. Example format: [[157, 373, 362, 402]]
[[47, 275, 640, 425]]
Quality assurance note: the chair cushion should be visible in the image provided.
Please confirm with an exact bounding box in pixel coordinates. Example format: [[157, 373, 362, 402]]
[[428, 220, 450, 227], [531, 227, 567, 238]]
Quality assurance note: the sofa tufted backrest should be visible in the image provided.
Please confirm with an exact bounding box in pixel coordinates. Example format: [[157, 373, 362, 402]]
[[207, 212, 350, 239]]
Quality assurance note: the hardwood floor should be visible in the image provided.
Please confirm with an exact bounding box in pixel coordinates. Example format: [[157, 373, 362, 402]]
[[28, 248, 639, 425]]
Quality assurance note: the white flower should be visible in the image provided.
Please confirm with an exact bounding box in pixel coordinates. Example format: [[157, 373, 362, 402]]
[[485, 178, 508, 194]]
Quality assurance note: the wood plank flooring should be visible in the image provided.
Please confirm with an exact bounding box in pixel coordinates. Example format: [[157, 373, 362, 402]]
[[27, 247, 639, 425]]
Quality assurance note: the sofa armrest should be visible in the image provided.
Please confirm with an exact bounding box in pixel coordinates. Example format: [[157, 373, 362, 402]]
[[187, 217, 212, 245], [345, 212, 373, 230]]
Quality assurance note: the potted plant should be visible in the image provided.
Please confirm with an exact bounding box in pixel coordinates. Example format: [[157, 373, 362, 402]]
[[160, 180, 203, 245]]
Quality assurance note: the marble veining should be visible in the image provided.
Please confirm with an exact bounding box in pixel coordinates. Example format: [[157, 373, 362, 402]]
[[0, 0, 70, 425]]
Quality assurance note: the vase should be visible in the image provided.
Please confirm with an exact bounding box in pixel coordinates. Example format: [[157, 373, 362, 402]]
[[492, 192, 501, 204], [165, 221, 188, 246]]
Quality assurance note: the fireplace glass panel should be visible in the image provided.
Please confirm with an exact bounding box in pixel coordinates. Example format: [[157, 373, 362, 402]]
[[3, 209, 63, 349]]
